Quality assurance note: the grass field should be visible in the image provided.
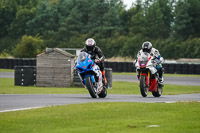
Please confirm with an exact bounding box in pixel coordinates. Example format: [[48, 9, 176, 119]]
[[1, 78, 200, 95], [0, 70, 200, 133], [0, 102, 199, 133]]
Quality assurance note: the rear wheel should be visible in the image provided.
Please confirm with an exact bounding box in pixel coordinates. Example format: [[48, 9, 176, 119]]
[[152, 84, 162, 97], [98, 86, 107, 98], [86, 77, 97, 98], [140, 75, 148, 97]]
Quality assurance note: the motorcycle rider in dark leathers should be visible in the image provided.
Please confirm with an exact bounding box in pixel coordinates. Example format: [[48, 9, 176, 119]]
[[81, 38, 107, 84]]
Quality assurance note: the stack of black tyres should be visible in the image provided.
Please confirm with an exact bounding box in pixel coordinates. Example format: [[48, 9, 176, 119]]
[[188, 64, 195, 74], [182, 64, 189, 74], [122, 62, 128, 72], [168, 63, 176, 74], [162, 63, 168, 73], [0, 59, 5, 68], [15, 66, 36, 86], [104, 62, 111, 69], [195, 64, 200, 74], [116, 62, 122, 72], [175, 63, 182, 74], [128, 62, 135, 72], [111, 62, 117, 72]]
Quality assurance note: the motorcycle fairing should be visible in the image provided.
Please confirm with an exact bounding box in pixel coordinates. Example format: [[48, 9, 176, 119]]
[[75, 52, 103, 94], [149, 78, 158, 92], [76, 54, 94, 74]]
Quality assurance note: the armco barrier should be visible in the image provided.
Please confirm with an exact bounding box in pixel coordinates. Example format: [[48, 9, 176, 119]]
[[0, 58, 200, 74]]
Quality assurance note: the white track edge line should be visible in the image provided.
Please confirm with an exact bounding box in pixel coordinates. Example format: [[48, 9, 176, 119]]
[[0, 107, 44, 113]]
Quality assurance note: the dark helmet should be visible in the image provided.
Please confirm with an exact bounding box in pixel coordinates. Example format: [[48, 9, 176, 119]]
[[85, 38, 96, 53], [142, 41, 152, 53]]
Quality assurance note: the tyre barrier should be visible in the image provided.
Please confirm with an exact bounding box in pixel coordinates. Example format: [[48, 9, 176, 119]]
[[15, 66, 36, 86], [0, 58, 36, 69], [1, 58, 200, 74], [182, 64, 189, 74], [162, 63, 169, 73], [104, 62, 200, 74], [195, 64, 200, 74], [188, 64, 195, 74]]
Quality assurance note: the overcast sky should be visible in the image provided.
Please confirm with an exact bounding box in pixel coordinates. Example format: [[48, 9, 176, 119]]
[[122, 0, 136, 9]]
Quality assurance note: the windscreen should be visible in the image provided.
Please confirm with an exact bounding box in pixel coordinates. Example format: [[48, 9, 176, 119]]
[[78, 52, 88, 62], [140, 52, 150, 61], [139, 52, 150, 67]]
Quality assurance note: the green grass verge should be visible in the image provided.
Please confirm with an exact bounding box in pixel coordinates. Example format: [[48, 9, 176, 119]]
[[0, 78, 88, 94], [0, 69, 14, 72], [1, 78, 200, 95], [0, 102, 199, 133], [113, 72, 200, 77]]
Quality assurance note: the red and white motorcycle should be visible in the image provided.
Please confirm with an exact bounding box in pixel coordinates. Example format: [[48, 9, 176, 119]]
[[135, 52, 163, 97]]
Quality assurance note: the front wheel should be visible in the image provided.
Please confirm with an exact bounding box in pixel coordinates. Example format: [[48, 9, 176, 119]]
[[98, 86, 107, 98], [85, 77, 97, 98], [152, 84, 162, 97], [140, 75, 148, 97]]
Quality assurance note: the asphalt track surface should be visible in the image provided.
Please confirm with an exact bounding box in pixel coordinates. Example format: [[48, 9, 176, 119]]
[[1, 94, 200, 113], [0, 72, 200, 112], [0, 72, 14, 78]]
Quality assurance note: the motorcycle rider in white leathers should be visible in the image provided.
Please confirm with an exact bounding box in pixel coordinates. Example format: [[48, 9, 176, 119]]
[[136, 41, 164, 83]]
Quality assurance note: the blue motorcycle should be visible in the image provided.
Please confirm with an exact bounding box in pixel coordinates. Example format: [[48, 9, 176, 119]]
[[75, 52, 107, 98]]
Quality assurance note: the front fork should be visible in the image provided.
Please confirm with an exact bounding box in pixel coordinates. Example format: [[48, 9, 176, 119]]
[[77, 73, 86, 88], [138, 71, 150, 87]]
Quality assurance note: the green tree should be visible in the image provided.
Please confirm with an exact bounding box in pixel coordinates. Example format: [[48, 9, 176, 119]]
[[9, 7, 36, 37], [120, 34, 146, 58], [128, 0, 145, 36], [173, 0, 194, 39], [26, 1, 59, 36], [13, 35, 44, 58], [144, 0, 173, 39], [185, 38, 200, 58], [0, 0, 18, 37], [187, 0, 200, 38]]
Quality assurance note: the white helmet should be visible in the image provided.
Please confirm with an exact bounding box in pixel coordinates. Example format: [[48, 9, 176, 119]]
[[142, 41, 152, 53], [85, 38, 96, 53]]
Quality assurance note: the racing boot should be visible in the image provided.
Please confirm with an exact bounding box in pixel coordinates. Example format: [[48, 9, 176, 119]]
[[101, 70, 107, 84], [158, 68, 164, 87], [159, 77, 164, 83]]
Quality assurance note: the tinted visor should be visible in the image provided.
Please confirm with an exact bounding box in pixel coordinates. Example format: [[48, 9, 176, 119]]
[[86, 45, 94, 53], [143, 48, 150, 53]]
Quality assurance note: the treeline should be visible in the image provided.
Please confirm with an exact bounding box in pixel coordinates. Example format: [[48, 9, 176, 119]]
[[0, 0, 200, 58]]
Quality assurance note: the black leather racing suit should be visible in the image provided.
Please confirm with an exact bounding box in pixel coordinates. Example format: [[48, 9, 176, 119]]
[[81, 46, 105, 71]]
